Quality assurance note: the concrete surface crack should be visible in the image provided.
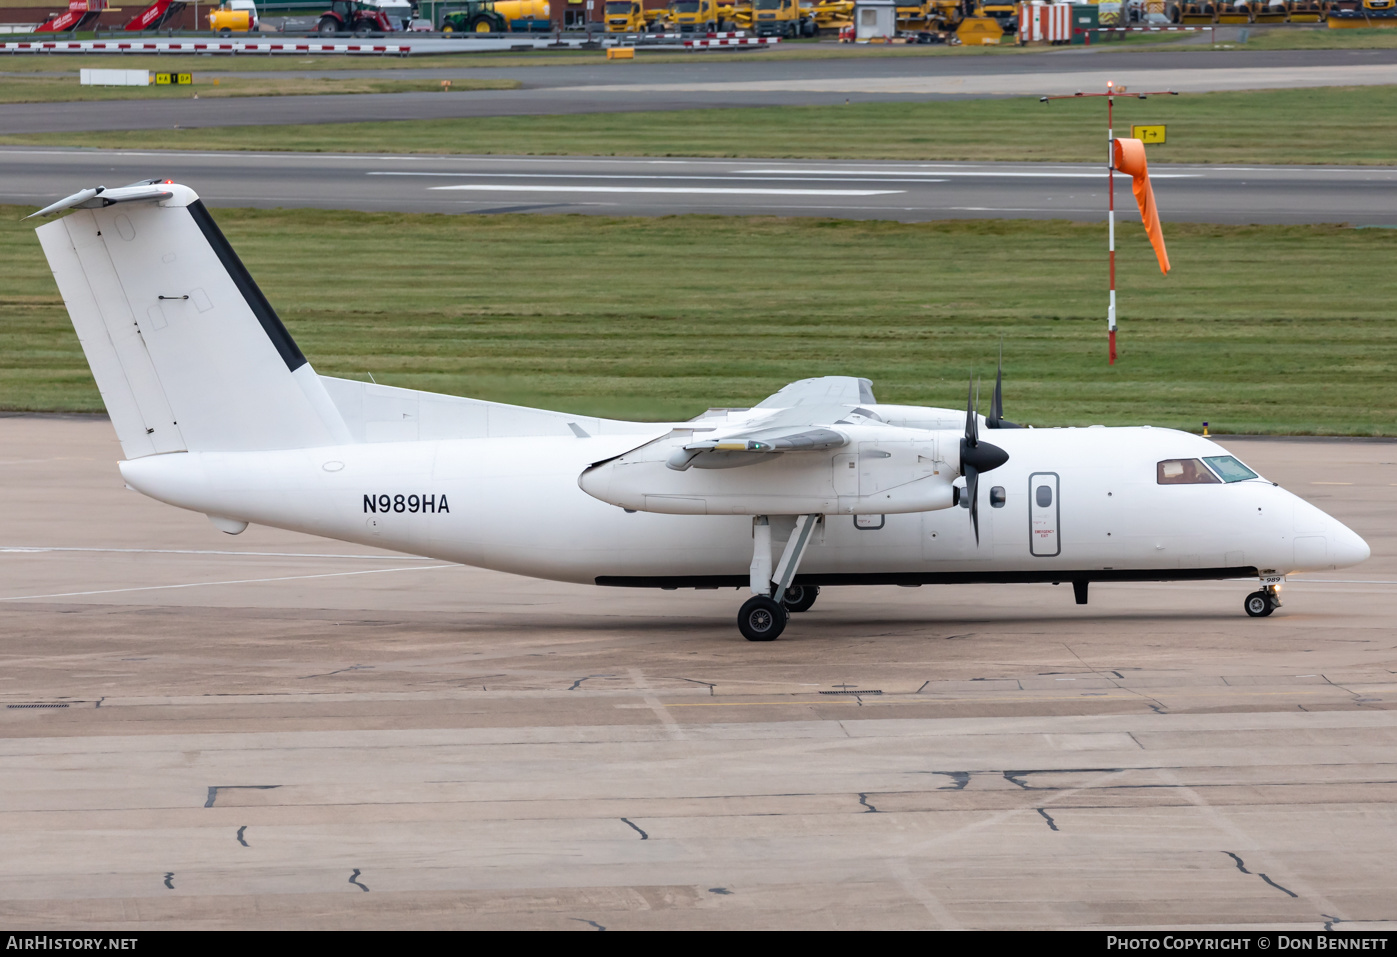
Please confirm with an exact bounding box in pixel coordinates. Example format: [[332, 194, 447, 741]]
[[620, 817, 648, 839], [204, 784, 280, 808], [571, 919, 606, 931], [1260, 873, 1299, 898], [236, 826, 248, 847], [708, 887, 732, 895], [349, 868, 368, 892], [934, 771, 970, 790], [1036, 808, 1060, 831], [858, 792, 879, 813], [667, 676, 717, 695], [1322, 914, 1346, 931], [567, 674, 612, 691], [299, 664, 372, 680], [162, 872, 174, 889], [1224, 851, 1252, 874]]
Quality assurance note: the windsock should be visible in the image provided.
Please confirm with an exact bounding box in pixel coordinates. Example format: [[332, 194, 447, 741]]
[[1113, 137, 1169, 275]]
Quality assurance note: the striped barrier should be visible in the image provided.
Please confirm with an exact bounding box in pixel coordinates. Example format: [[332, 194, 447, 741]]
[[0, 39, 411, 53], [682, 36, 779, 47]]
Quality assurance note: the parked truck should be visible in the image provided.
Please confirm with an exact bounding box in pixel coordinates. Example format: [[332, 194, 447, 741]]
[[751, 0, 817, 35]]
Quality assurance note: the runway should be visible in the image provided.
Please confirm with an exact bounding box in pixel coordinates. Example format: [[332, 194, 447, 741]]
[[1, 48, 1394, 134], [5, 148, 1395, 223], [1, 416, 1393, 929]]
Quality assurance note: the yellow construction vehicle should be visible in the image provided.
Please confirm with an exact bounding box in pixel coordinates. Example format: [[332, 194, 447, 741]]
[[1329, 0, 1396, 25], [718, 0, 753, 28], [605, 0, 647, 29], [810, 0, 853, 29], [668, 0, 720, 31], [750, 0, 817, 35]]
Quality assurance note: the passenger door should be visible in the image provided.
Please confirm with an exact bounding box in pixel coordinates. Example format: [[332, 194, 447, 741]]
[[1029, 472, 1060, 557]]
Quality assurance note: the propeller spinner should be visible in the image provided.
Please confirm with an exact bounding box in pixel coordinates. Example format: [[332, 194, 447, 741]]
[[960, 378, 1009, 545]]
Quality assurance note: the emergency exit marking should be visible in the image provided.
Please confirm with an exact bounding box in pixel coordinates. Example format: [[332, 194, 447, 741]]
[[1132, 124, 1166, 143]]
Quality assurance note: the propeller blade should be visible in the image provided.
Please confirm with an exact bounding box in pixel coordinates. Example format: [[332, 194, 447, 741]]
[[964, 377, 977, 447], [986, 341, 1022, 429], [966, 466, 980, 545]]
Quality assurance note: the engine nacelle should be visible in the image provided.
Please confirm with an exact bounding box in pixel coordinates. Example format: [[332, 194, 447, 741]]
[[579, 426, 959, 516]]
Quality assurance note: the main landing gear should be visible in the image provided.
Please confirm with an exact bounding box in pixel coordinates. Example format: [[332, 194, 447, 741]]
[[1244, 584, 1282, 618], [738, 514, 821, 641]]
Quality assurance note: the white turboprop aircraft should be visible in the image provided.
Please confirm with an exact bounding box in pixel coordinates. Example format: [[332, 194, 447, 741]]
[[30, 182, 1370, 640]]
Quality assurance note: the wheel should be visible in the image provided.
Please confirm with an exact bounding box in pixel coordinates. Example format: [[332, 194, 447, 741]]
[[472, 15, 494, 32], [781, 584, 820, 614], [219, 27, 231, 36], [802, 17, 815, 35], [352, 19, 375, 34], [738, 595, 787, 641], [1244, 591, 1275, 617], [441, 21, 454, 32], [316, 16, 338, 33]]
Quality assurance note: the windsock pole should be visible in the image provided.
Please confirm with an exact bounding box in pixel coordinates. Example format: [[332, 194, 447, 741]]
[[1107, 81, 1116, 365], [1039, 84, 1178, 365]]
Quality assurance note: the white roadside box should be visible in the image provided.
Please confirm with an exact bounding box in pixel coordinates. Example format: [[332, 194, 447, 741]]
[[80, 69, 152, 86], [853, 0, 896, 40]]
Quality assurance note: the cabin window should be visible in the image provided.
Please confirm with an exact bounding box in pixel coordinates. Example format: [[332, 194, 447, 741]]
[[990, 486, 1006, 508], [1202, 455, 1258, 483], [1035, 484, 1053, 507], [1157, 458, 1221, 485]]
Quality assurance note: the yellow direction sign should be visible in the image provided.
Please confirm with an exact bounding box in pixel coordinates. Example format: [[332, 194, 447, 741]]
[[1132, 124, 1166, 144]]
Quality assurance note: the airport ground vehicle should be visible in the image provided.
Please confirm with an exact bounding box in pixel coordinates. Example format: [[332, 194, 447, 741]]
[[36, 0, 108, 32], [123, 0, 188, 31], [28, 182, 1372, 641], [605, 0, 648, 30], [1329, 0, 1397, 25], [315, 0, 411, 32], [669, 0, 720, 32], [750, 0, 818, 36], [208, 0, 259, 32], [440, 0, 551, 31]]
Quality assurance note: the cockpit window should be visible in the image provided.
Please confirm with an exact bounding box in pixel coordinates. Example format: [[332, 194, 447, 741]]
[[1202, 455, 1259, 483], [1157, 458, 1221, 485]]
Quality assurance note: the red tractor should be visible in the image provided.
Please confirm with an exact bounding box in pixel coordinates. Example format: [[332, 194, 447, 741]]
[[316, 0, 401, 33]]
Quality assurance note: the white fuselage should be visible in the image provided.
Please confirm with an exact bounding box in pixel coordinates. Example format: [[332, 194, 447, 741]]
[[118, 419, 1369, 588]]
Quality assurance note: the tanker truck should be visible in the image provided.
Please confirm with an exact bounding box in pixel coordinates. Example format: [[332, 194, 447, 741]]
[[439, 0, 551, 30]]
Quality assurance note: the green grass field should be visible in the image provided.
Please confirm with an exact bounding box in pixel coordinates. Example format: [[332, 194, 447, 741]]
[[4, 206, 1394, 434], [5, 85, 1393, 165]]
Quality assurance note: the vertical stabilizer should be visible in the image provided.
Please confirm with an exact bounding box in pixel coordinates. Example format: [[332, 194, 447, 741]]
[[35, 184, 351, 457]]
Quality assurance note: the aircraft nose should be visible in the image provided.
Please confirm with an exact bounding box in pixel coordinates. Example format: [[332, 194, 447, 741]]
[[1328, 519, 1371, 569]]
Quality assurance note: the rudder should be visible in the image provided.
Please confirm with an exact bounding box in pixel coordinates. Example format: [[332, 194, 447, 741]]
[[35, 183, 351, 457]]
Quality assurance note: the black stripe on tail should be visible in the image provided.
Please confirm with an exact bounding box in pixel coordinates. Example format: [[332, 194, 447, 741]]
[[186, 200, 307, 372]]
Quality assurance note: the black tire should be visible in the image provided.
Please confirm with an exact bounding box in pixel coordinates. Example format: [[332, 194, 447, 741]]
[[781, 584, 820, 614], [316, 16, 338, 33], [738, 595, 787, 641], [352, 18, 376, 34], [1244, 591, 1274, 617], [801, 17, 815, 36], [219, 27, 231, 36]]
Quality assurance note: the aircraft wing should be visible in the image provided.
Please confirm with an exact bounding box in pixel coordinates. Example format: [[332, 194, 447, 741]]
[[752, 375, 876, 410]]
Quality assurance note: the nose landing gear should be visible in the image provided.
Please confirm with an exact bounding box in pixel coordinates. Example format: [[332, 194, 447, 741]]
[[1244, 585, 1281, 617]]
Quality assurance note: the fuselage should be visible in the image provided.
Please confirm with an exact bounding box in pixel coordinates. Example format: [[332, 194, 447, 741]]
[[118, 418, 1370, 588]]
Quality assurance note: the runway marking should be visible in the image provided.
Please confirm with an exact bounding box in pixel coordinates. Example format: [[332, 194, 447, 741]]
[[0, 563, 457, 602], [430, 185, 905, 197], [0, 545, 431, 560], [373, 171, 946, 185], [737, 168, 1199, 179]]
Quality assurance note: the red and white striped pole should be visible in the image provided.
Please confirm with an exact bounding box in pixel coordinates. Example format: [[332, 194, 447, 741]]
[[1107, 80, 1116, 365]]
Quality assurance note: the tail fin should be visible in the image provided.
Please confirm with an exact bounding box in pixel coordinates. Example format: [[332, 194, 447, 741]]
[[34, 182, 351, 458]]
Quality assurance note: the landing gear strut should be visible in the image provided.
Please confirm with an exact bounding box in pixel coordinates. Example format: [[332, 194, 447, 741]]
[[739, 514, 820, 640], [1244, 584, 1281, 618]]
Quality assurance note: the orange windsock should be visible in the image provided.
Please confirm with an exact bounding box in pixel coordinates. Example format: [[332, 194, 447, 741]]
[[1114, 137, 1170, 275]]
